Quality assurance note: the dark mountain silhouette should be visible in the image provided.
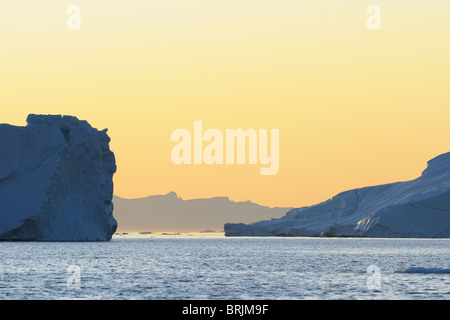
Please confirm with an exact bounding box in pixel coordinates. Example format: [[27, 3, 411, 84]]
[[113, 192, 291, 233]]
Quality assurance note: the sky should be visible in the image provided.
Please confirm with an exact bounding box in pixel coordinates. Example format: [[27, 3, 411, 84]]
[[1, 1, 449, 208]]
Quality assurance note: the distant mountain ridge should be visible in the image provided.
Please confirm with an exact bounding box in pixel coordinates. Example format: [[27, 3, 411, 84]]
[[113, 192, 291, 233]]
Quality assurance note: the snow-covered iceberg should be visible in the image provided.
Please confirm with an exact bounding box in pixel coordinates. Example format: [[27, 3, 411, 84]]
[[0, 114, 117, 241], [225, 152, 450, 238]]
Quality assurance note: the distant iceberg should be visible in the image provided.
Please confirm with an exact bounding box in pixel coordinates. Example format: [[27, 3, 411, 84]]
[[0, 114, 117, 241], [225, 152, 450, 238], [395, 267, 450, 274]]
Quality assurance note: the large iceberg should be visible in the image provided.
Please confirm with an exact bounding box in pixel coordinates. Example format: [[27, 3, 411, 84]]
[[225, 152, 450, 238], [0, 114, 117, 241]]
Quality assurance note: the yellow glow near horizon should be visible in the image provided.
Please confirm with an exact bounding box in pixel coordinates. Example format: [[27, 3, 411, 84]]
[[1, 1, 449, 207]]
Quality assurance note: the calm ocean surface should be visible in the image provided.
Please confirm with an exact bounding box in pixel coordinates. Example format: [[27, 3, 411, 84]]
[[0, 236, 449, 300]]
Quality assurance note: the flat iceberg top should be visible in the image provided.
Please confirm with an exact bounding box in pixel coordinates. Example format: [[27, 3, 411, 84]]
[[0, 114, 117, 241], [225, 152, 450, 238], [285, 152, 450, 219]]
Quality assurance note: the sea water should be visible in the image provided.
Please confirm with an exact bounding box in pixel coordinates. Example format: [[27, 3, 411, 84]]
[[0, 236, 449, 300]]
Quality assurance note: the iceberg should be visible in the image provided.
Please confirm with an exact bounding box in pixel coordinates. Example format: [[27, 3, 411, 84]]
[[225, 152, 450, 238], [0, 114, 117, 241], [395, 267, 450, 274]]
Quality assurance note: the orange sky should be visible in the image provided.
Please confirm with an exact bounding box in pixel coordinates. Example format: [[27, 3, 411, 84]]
[[1, 1, 449, 207]]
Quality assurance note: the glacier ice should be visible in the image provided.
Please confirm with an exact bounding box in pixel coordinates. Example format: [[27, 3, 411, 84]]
[[395, 267, 450, 274], [0, 114, 117, 241], [225, 152, 450, 238]]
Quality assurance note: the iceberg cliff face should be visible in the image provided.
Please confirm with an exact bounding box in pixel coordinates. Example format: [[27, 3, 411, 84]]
[[0, 114, 117, 241], [225, 152, 450, 238]]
